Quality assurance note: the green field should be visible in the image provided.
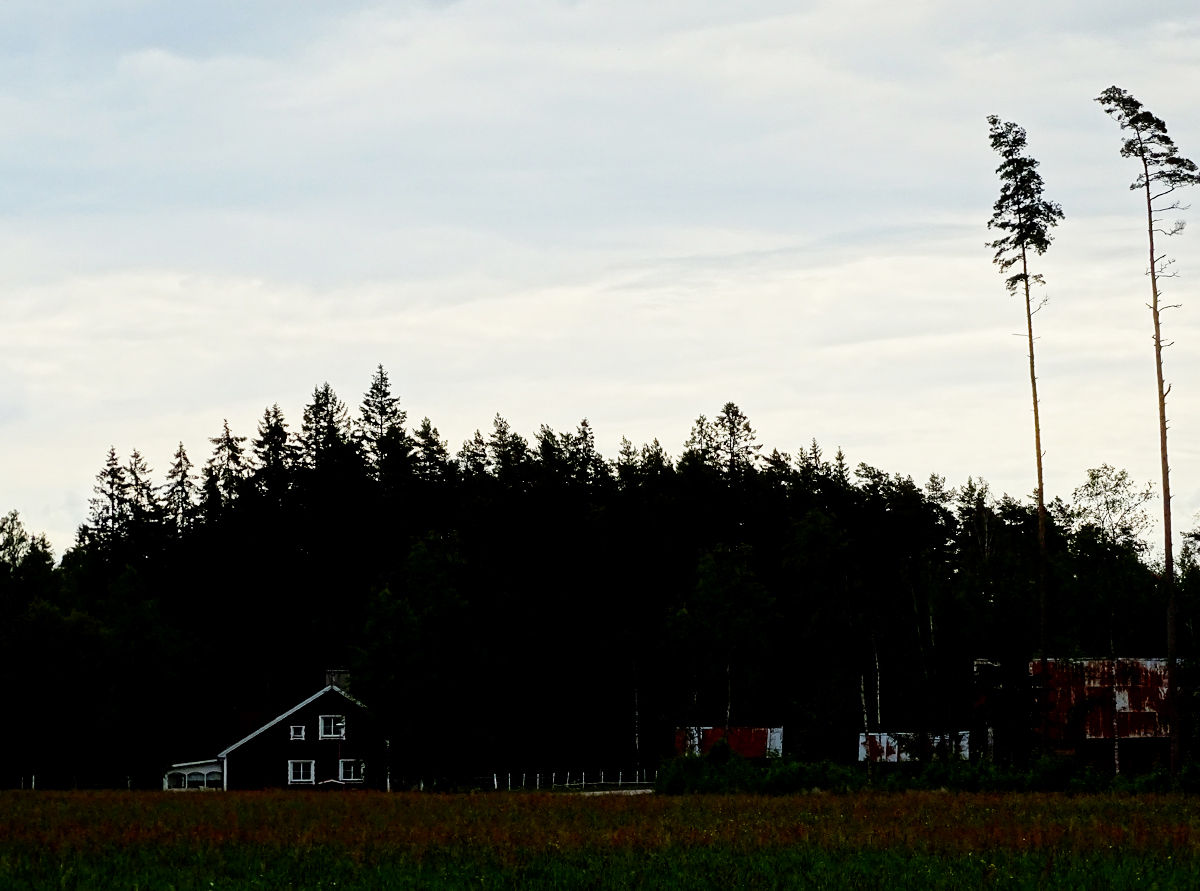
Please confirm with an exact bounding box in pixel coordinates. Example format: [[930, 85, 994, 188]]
[[1, 790, 1197, 889]]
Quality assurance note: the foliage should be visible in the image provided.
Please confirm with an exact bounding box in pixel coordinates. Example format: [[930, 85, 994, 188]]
[[0, 370, 1190, 789], [986, 115, 1064, 293]]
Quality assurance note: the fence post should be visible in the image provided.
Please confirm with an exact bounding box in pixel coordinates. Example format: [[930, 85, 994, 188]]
[[494, 774, 497, 790], [619, 772, 622, 787]]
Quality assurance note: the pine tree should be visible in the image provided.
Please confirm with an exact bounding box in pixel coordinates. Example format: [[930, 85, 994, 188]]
[[487, 414, 528, 480], [564, 419, 609, 484], [1097, 86, 1200, 774], [206, 420, 248, 504], [986, 115, 1064, 674], [682, 414, 718, 468], [357, 365, 408, 474], [163, 442, 198, 530], [457, 430, 489, 477], [300, 382, 352, 466]]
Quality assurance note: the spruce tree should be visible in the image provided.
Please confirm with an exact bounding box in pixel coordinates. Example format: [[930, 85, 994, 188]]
[[126, 449, 158, 523], [1097, 86, 1200, 773], [252, 404, 296, 476], [714, 402, 761, 477], [357, 365, 408, 474], [87, 447, 129, 538], [163, 442, 198, 530], [413, 418, 451, 480], [986, 115, 1064, 673], [300, 382, 352, 466], [206, 420, 248, 504]]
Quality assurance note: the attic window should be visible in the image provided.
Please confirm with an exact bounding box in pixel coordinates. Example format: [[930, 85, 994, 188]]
[[288, 760, 314, 784], [290, 725, 305, 740], [339, 760, 363, 782], [320, 715, 345, 739]]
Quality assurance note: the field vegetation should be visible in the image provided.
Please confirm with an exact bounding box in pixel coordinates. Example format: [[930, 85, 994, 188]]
[[2, 789, 1199, 890]]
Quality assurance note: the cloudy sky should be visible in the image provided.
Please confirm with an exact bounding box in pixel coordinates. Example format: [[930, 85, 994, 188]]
[[2, 0, 1200, 553]]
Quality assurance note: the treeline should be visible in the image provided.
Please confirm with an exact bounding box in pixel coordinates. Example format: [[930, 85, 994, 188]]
[[0, 366, 1194, 788]]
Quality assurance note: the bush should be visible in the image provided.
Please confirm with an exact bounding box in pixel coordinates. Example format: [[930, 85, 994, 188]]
[[656, 750, 1200, 795]]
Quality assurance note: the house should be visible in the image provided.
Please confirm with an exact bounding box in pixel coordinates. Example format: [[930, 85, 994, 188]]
[[164, 671, 386, 790]]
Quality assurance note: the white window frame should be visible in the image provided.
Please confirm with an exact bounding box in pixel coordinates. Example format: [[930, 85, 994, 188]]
[[290, 725, 305, 740], [288, 760, 315, 784], [339, 759, 364, 782], [319, 715, 346, 739]]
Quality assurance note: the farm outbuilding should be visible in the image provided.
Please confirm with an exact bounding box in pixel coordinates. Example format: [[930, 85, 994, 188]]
[[674, 727, 782, 759], [164, 672, 386, 790], [1030, 657, 1168, 771]]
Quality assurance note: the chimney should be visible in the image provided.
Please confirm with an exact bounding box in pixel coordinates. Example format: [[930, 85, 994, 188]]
[[326, 669, 350, 691]]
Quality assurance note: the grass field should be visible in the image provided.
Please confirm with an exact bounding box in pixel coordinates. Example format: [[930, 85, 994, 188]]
[[1, 789, 1198, 889]]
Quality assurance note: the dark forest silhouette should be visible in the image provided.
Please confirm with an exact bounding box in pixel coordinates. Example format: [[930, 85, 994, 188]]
[[0, 366, 1194, 788]]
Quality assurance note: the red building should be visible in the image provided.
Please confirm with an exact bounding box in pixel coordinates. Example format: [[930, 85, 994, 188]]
[[1030, 658, 1168, 770], [674, 726, 782, 759]]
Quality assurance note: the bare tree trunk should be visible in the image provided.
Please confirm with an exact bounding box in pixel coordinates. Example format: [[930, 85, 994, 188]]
[[874, 637, 882, 727], [1142, 163, 1179, 774], [725, 660, 731, 732], [861, 674, 870, 732], [633, 661, 640, 770], [1022, 245, 1051, 751]]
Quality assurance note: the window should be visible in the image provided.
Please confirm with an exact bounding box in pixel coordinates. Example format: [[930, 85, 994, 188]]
[[290, 725, 305, 740], [205, 771, 223, 789], [319, 715, 345, 739], [339, 760, 364, 782], [288, 760, 314, 784]]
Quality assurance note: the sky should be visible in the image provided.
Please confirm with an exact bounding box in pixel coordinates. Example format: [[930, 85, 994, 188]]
[[2, 0, 1200, 554]]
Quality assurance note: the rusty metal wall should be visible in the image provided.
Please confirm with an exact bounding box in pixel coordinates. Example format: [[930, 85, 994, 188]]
[[674, 727, 782, 759], [1030, 658, 1167, 741]]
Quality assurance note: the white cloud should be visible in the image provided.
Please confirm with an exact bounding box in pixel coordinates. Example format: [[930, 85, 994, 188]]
[[1, 0, 1199, 554]]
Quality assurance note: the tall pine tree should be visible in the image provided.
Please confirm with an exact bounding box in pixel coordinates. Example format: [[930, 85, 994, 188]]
[[1097, 87, 1200, 773], [986, 115, 1064, 675]]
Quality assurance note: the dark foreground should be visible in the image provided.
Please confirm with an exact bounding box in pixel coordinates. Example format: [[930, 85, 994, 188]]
[[1, 790, 1197, 889]]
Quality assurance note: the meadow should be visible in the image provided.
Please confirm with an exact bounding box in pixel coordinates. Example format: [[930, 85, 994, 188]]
[[1, 789, 1197, 890]]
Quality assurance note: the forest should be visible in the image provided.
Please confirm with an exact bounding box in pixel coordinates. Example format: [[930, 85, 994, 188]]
[[0, 365, 1192, 789]]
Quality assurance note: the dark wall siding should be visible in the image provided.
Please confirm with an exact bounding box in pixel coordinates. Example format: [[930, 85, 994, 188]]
[[225, 690, 385, 790]]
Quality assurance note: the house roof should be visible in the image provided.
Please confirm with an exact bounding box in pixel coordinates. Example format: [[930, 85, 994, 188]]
[[218, 685, 367, 758]]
